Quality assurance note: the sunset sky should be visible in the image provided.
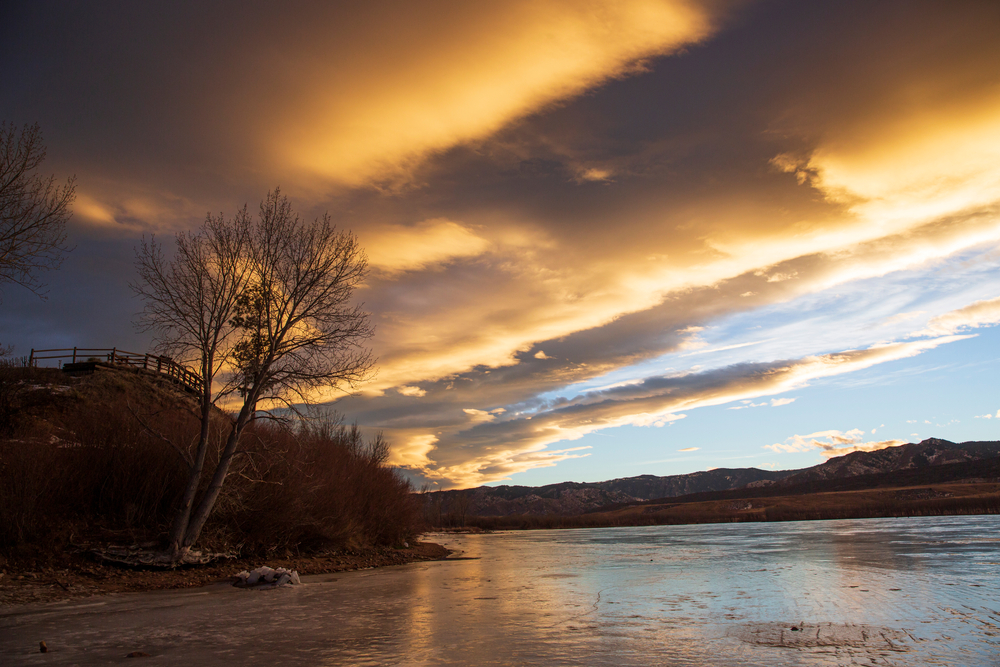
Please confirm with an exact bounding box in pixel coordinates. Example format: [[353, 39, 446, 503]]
[[2, 0, 999, 489]]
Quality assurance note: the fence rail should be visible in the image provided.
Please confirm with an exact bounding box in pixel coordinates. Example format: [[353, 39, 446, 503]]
[[28, 347, 203, 394]]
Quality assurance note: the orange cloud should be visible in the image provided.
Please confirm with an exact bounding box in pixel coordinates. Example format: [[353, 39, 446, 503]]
[[71, 186, 205, 234], [387, 433, 439, 469], [363, 218, 490, 273], [364, 205, 1000, 397], [766, 81, 1000, 263], [278, 1, 718, 187], [364, 79, 1000, 393]]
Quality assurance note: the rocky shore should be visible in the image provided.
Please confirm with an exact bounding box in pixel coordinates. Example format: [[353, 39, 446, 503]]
[[0, 542, 450, 607]]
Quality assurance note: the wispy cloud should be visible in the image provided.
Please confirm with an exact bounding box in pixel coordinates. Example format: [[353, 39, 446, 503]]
[[385, 335, 966, 486], [727, 397, 796, 410], [914, 296, 1000, 337], [682, 339, 772, 357], [765, 429, 907, 458], [71, 186, 206, 234], [880, 311, 926, 328]]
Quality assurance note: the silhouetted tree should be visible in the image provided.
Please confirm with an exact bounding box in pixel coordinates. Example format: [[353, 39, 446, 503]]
[[134, 188, 375, 562], [134, 209, 251, 559], [0, 122, 74, 298], [451, 490, 472, 526]]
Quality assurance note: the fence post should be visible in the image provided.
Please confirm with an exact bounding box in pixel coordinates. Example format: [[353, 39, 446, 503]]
[[29, 349, 34, 366], [111, 347, 116, 364], [72, 347, 77, 364]]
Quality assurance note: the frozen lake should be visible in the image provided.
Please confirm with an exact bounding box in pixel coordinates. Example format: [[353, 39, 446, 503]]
[[2, 515, 999, 665]]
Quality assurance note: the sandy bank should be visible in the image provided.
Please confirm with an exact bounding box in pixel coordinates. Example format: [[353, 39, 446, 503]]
[[0, 541, 450, 607]]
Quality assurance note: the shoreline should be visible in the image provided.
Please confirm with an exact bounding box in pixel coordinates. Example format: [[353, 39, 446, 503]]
[[0, 541, 451, 608]]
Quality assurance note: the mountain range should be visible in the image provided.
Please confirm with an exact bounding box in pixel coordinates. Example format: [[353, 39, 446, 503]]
[[429, 438, 1000, 517]]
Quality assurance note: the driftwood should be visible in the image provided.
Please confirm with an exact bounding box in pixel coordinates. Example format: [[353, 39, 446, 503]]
[[90, 545, 235, 569]]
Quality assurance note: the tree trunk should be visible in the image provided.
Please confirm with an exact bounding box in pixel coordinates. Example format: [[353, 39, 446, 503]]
[[166, 355, 214, 561], [179, 399, 256, 552], [166, 407, 212, 559]]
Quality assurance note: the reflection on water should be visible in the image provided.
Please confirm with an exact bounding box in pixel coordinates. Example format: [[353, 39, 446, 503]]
[[2, 516, 999, 665]]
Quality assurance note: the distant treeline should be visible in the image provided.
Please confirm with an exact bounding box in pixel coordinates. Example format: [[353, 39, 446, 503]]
[[461, 486, 1000, 531]]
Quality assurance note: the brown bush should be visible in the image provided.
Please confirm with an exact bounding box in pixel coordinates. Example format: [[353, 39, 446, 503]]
[[0, 368, 419, 555], [205, 419, 419, 555], [0, 358, 64, 437]]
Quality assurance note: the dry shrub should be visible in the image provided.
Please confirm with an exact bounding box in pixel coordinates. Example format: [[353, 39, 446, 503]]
[[0, 368, 418, 554], [0, 372, 193, 547], [59, 401, 190, 532], [205, 419, 418, 555], [0, 439, 62, 545], [0, 358, 63, 436]]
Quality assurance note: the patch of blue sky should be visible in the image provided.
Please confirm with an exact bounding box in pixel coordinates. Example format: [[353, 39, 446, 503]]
[[539, 242, 1000, 405], [507, 325, 1000, 486]]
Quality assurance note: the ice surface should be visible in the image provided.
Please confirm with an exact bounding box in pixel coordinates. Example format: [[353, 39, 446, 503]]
[[2, 515, 999, 666]]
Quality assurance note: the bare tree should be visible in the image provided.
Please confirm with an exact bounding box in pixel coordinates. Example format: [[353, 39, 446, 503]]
[[133, 209, 252, 559], [133, 188, 375, 562], [0, 122, 75, 297]]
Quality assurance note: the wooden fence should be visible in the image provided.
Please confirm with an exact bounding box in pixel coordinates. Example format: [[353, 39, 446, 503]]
[[28, 347, 203, 394]]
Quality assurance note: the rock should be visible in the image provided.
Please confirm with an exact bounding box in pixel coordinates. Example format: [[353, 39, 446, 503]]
[[234, 566, 300, 588]]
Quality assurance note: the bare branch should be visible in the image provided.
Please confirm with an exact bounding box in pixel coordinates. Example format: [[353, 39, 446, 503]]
[[0, 122, 75, 299], [131, 187, 376, 562], [125, 399, 195, 470]]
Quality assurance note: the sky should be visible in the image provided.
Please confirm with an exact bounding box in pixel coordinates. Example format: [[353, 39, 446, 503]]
[[2, 0, 999, 489]]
